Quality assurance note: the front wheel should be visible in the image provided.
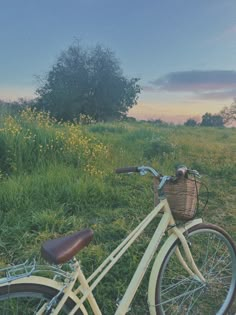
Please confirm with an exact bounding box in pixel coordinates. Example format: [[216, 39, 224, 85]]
[[149, 223, 236, 315], [0, 282, 83, 314]]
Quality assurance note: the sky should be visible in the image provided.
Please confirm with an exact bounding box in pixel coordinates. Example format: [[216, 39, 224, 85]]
[[0, 0, 236, 123]]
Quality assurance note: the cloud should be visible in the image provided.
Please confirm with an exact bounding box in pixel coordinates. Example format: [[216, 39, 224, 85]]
[[196, 89, 236, 100], [222, 25, 236, 36], [208, 24, 236, 43], [150, 70, 236, 100]]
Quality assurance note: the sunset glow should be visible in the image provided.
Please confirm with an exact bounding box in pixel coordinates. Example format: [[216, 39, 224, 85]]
[[0, 1, 235, 123], [128, 100, 226, 123]]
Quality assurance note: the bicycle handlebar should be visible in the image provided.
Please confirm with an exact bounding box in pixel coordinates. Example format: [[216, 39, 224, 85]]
[[115, 167, 139, 174], [115, 165, 200, 179], [115, 166, 160, 177]]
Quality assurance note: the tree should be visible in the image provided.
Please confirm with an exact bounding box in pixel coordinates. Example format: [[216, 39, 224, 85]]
[[201, 113, 224, 127], [184, 119, 197, 127], [36, 42, 140, 121], [220, 99, 236, 125]]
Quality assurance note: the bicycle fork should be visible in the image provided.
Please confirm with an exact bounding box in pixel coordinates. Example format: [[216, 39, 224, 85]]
[[172, 226, 206, 283]]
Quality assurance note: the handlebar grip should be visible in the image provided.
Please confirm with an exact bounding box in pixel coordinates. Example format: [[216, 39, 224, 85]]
[[176, 166, 188, 178], [115, 166, 139, 174]]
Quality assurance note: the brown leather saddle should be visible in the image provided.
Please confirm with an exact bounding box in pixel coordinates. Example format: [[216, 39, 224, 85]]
[[41, 228, 94, 264]]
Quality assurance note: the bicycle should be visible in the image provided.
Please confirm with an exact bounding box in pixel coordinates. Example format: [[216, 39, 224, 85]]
[[0, 165, 235, 314]]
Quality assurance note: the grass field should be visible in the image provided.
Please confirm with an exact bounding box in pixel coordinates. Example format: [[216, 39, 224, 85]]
[[0, 108, 235, 314]]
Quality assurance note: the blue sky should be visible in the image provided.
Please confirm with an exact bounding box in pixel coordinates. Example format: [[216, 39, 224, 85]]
[[0, 0, 236, 122]]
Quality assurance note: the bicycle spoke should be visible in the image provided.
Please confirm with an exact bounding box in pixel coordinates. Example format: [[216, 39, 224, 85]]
[[160, 283, 206, 305], [206, 249, 231, 275], [176, 280, 200, 314], [161, 276, 195, 295]]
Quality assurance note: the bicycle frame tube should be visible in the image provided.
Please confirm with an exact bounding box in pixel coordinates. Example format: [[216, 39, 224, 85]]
[[115, 202, 204, 314], [68, 199, 172, 315], [115, 200, 172, 315]]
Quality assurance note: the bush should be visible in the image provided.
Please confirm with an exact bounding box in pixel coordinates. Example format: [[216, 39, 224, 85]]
[[184, 119, 197, 126], [143, 137, 174, 160]]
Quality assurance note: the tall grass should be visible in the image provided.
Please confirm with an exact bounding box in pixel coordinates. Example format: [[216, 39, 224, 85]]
[[0, 108, 235, 313], [0, 108, 109, 175]]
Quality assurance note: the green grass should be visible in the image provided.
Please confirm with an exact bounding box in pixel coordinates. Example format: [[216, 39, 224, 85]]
[[0, 109, 235, 313]]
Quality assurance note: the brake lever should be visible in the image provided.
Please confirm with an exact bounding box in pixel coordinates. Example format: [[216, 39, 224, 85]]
[[189, 169, 201, 178]]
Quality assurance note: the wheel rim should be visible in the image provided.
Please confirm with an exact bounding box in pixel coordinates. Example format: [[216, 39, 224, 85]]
[[156, 227, 236, 315]]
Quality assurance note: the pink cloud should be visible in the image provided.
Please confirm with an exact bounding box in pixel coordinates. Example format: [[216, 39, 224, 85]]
[[207, 24, 236, 43]]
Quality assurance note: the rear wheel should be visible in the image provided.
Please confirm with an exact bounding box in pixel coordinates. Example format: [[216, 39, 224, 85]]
[[153, 224, 236, 314], [0, 283, 83, 314]]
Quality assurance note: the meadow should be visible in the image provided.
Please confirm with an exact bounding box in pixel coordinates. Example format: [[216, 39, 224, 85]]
[[0, 108, 235, 314]]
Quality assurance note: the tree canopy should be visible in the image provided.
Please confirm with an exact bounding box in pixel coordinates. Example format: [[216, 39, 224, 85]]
[[36, 43, 140, 121], [220, 99, 236, 125], [201, 113, 224, 127]]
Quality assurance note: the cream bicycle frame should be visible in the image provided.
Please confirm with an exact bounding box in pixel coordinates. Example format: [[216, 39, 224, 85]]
[[0, 198, 204, 315]]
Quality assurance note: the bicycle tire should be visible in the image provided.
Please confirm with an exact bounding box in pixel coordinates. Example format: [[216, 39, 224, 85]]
[[0, 282, 83, 314], [152, 223, 236, 315]]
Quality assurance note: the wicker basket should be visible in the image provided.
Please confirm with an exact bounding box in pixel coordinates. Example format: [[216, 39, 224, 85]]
[[154, 177, 200, 221]]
